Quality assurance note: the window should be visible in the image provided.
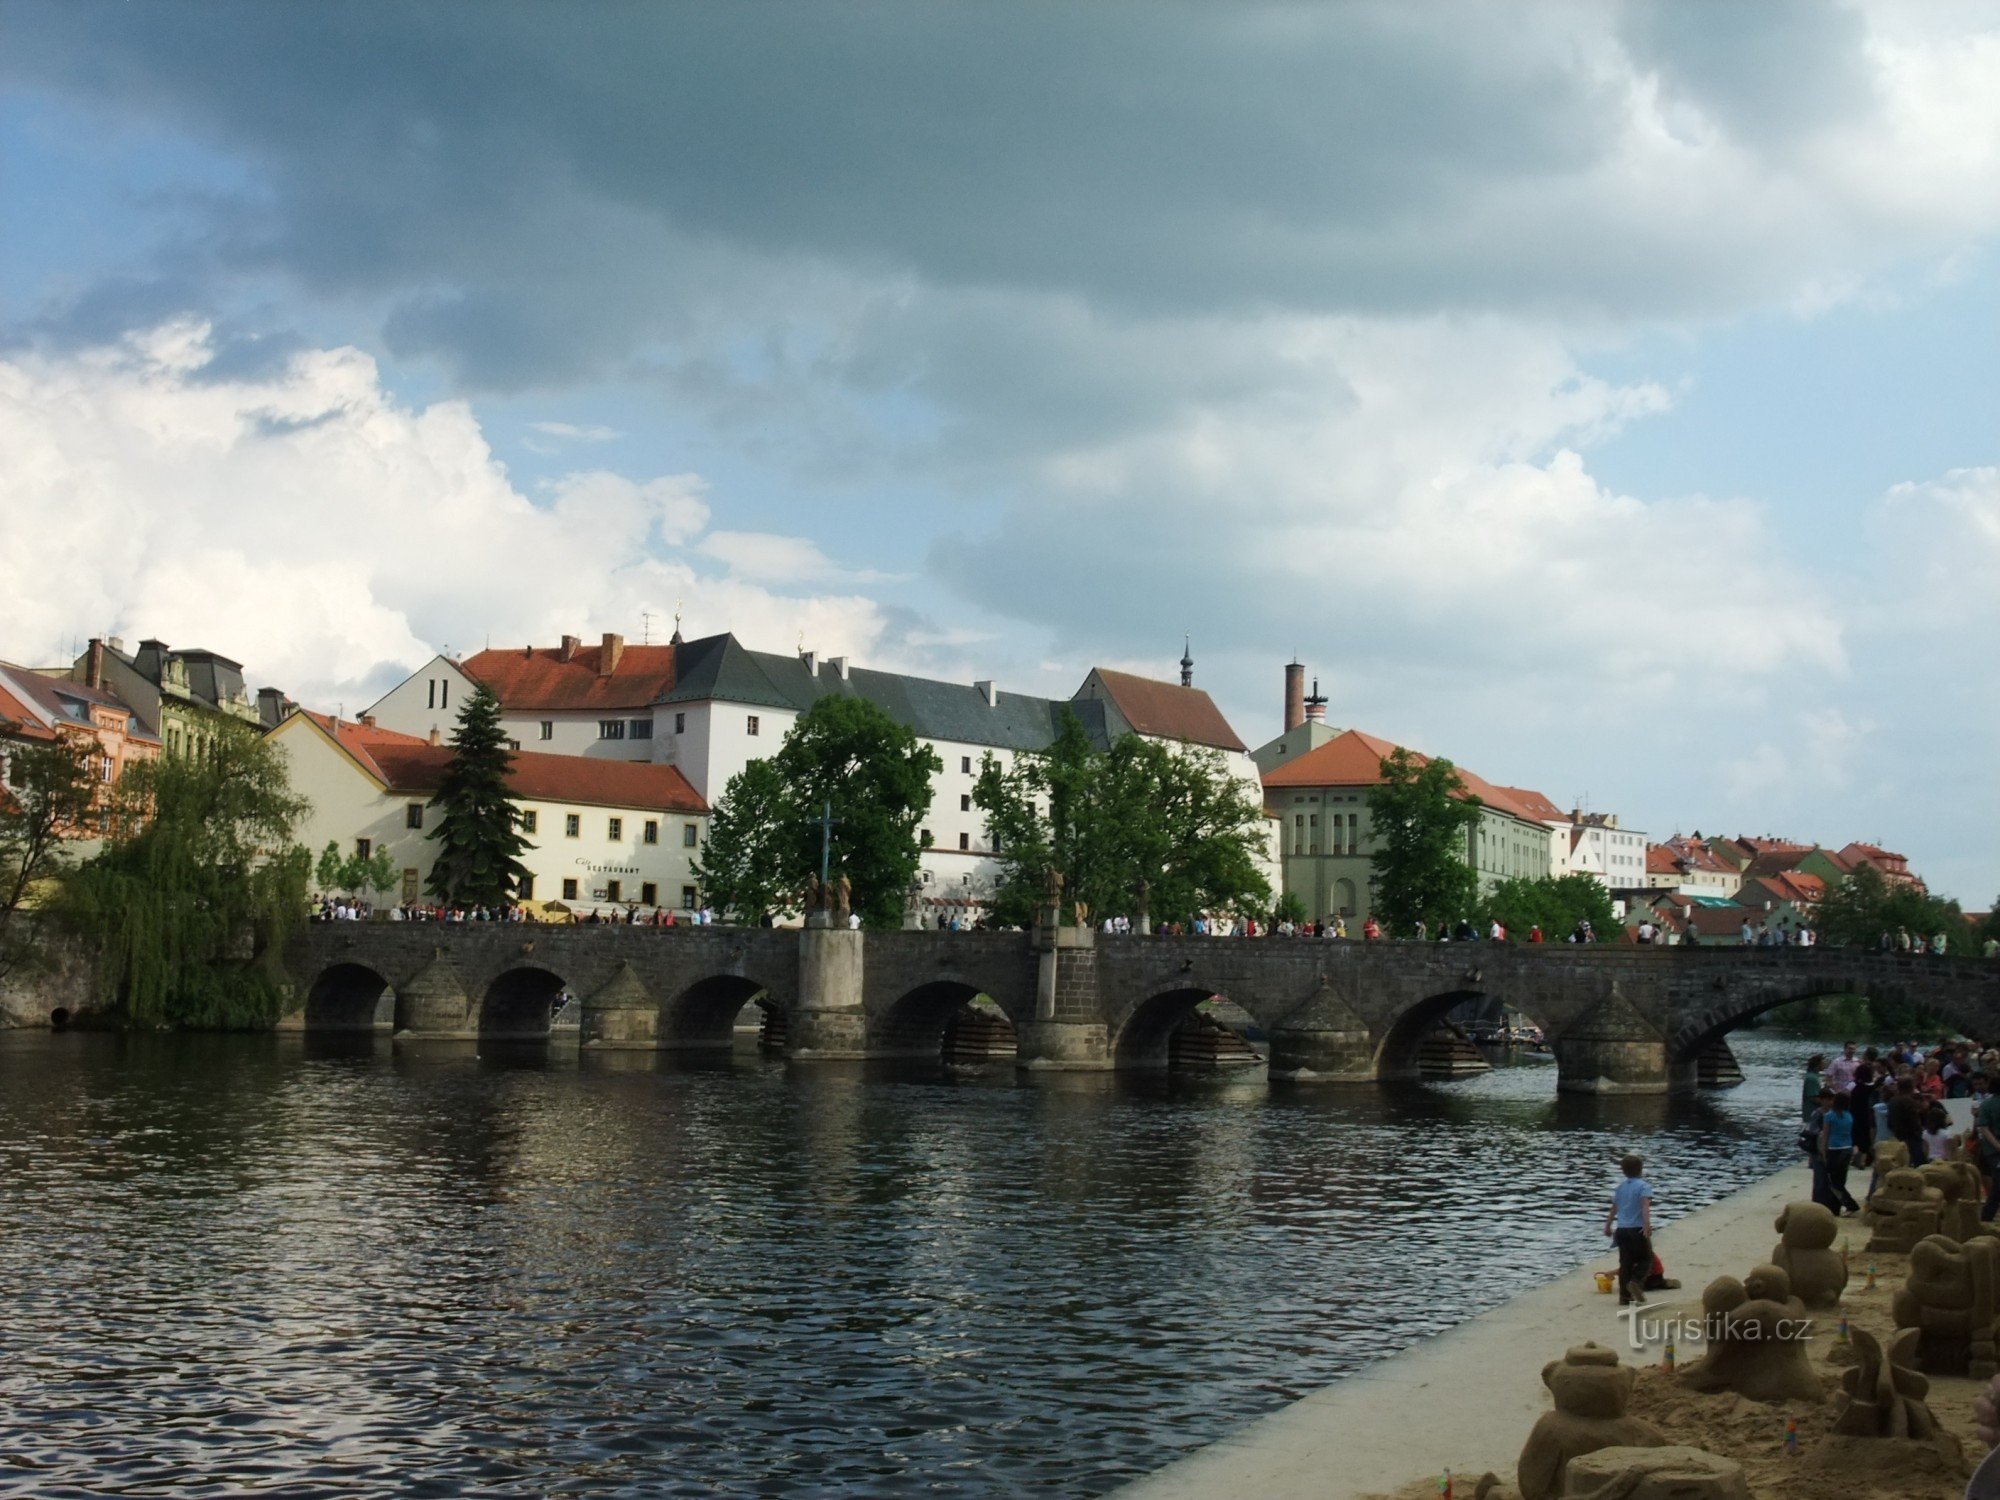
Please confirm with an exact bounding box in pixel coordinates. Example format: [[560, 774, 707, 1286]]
[[354, 837, 372, 859], [641, 882, 657, 905], [608, 817, 623, 841], [921, 828, 933, 847], [606, 879, 622, 902], [405, 803, 424, 829], [598, 720, 626, 740], [961, 756, 972, 774], [643, 820, 659, 845], [507, 739, 521, 751], [674, 712, 686, 734], [539, 721, 553, 741], [629, 718, 653, 739], [959, 832, 969, 850], [681, 885, 698, 910], [564, 813, 581, 838], [426, 680, 435, 710], [682, 823, 698, 847], [440, 679, 449, 710], [519, 874, 535, 899], [1309, 813, 1318, 828], [746, 715, 760, 736], [562, 877, 579, 900], [960, 794, 972, 812], [522, 810, 538, 834]]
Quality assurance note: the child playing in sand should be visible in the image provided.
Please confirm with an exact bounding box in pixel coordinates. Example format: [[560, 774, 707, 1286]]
[[1603, 1154, 1653, 1306]]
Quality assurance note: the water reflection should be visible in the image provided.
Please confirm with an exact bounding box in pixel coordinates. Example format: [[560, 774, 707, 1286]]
[[0, 1029, 1822, 1496]]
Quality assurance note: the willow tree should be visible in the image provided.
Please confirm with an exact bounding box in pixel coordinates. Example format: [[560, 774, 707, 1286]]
[[425, 685, 530, 907], [63, 730, 310, 1028]]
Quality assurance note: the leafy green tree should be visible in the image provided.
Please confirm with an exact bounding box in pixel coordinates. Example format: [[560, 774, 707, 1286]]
[[355, 845, 398, 901], [62, 733, 310, 1027], [694, 697, 941, 928], [1273, 891, 1308, 927], [693, 757, 803, 924], [0, 737, 99, 981], [315, 839, 347, 895], [1817, 863, 1972, 951], [425, 685, 530, 907], [1482, 873, 1620, 943], [1367, 748, 1481, 936], [974, 709, 1271, 927]]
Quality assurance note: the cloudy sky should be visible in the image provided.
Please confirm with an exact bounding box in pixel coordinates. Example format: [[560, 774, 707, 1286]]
[[2, 1, 1996, 901]]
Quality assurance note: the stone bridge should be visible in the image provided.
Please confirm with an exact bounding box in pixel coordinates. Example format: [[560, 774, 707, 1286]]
[[283, 922, 2000, 1093]]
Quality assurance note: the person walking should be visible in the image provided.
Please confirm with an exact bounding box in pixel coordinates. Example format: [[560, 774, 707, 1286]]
[[1818, 1093, 1862, 1215], [1887, 1076, 1929, 1166], [1604, 1154, 1654, 1306], [1801, 1054, 1826, 1123]]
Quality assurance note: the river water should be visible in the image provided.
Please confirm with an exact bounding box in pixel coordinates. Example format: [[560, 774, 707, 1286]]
[[0, 1029, 1821, 1497]]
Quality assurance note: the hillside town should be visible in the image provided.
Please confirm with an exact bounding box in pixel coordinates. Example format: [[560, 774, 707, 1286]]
[[0, 627, 1967, 947]]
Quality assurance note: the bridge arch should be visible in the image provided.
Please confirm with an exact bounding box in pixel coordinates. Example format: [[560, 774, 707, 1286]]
[[1667, 975, 1981, 1068], [1375, 986, 1558, 1082], [305, 962, 392, 1032], [1113, 986, 1267, 1070], [871, 981, 1019, 1063], [658, 973, 789, 1051], [480, 965, 569, 1041]]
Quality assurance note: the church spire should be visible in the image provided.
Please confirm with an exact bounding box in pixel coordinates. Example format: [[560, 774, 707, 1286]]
[[1179, 633, 1194, 688]]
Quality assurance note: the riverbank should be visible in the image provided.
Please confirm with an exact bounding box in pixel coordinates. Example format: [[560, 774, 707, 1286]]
[[1115, 1161, 1819, 1500]]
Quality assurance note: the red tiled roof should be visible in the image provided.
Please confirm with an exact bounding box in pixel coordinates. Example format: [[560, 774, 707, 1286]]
[[1084, 669, 1246, 752], [1742, 872, 1827, 907], [460, 641, 680, 712], [0, 679, 60, 743], [1745, 846, 1815, 877], [1645, 845, 1679, 875], [303, 712, 706, 812], [1261, 728, 1547, 823], [1839, 842, 1911, 875], [1495, 786, 1566, 824]]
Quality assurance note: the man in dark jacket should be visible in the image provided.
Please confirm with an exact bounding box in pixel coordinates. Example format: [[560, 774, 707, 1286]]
[[1886, 1076, 1928, 1166]]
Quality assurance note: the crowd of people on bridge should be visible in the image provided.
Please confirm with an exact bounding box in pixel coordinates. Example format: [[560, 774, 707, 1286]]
[[1801, 1037, 2000, 1222]]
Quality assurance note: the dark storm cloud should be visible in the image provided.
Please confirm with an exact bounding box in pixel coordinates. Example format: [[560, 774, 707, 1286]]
[[1, 0, 1896, 395]]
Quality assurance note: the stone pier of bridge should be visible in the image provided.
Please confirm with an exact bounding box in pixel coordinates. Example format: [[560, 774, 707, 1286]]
[[282, 920, 2000, 1094]]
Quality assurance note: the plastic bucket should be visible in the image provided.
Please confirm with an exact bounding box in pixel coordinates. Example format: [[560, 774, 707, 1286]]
[[1593, 1271, 1615, 1294]]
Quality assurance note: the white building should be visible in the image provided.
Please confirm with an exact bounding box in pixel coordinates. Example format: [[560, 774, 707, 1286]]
[[268, 710, 707, 915], [1563, 812, 1649, 891], [366, 632, 1277, 909]]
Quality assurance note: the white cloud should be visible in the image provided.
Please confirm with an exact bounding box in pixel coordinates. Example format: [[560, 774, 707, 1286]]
[[528, 420, 621, 442], [698, 530, 897, 586], [0, 324, 892, 706]]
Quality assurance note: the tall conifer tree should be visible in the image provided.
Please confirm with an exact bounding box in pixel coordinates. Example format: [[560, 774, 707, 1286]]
[[425, 685, 531, 906]]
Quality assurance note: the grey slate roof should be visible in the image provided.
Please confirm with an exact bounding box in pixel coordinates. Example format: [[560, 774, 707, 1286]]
[[661, 633, 1108, 753]]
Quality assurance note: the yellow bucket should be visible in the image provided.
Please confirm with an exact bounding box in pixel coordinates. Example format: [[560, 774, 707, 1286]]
[[1594, 1271, 1615, 1294]]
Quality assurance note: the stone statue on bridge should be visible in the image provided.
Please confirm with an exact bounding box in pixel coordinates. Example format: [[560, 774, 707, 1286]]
[[832, 874, 851, 924]]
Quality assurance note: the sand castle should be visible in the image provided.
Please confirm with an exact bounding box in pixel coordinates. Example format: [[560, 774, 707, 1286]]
[[1892, 1233, 2000, 1378], [1771, 1202, 1846, 1308], [1831, 1326, 1945, 1440], [1515, 1343, 1664, 1500], [1918, 1159, 1986, 1243], [1866, 1168, 1944, 1254], [1676, 1265, 1823, 1404]]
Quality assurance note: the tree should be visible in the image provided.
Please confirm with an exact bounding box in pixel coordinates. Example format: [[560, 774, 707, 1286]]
[[61, 732, 310, 1027], [425, 685, 530, 907], [1482, 873, 1619, 943], [0, 737, 99, 981], [974, 709, 1271, 927], [1273, 891, 1308, 927], [694, 697, 941, 928], [1817, 864, 1971, 951], [693, 758, 802, 924], [1367, 748, 1481, 936], [315, 840, 397, 904]]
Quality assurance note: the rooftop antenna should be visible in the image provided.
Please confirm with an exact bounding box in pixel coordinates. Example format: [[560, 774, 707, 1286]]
[[641, 609, 655, 646]]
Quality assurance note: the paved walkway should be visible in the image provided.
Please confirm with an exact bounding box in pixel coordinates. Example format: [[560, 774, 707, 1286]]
[[1115, 1163, 1812, 1500]]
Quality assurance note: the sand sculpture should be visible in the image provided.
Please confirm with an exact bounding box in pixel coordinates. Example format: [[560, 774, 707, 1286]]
[[1516, 1343, 1665, 1500], [1892, 1233, 2000, 1378], [1557, 1446, 1750, 1500], [1831, 1326, 1944, 1439], [1919, 1159, 1987, 1242], [1677, 1265, 1823, 1405], [1866, 1168, 1944, 1254], [1771, 1202, 1847, 1307]]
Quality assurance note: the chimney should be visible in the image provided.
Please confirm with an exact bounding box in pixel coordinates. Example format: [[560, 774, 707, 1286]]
[[428, 727, 442, 747], [85, 637, 106, 689], [106, 636, 124, 654], [1304, 676, 1328, 723], [800, 649, 817, 675], [359, 713, 376, 728], [559, 634, 581, 662], [827, 656, 849, 680], [523, 644, 532, 658], [975, 679, 997, 707], [1283, 661, 1305, 732], [600, 633, 624, 675]]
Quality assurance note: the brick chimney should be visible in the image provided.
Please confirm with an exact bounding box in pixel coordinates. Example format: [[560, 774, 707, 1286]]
[[1283, 661, 1305, 732], [560, 634, 581, 663], [600, 633, 624, 675], [359, 713, 376, 728], [85, 637, 106, 689]]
